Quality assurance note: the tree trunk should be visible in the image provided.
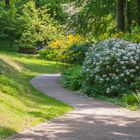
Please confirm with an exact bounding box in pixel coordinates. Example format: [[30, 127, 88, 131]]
[[5, 0, 10, 7], [116, 0, 125, 32], [126, 0, 132, 32], [136, 0, 140, 26]]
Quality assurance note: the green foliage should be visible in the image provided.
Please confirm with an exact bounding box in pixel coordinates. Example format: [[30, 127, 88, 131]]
[[112, 26, 140, 43], [123, 93, 138, 105], [39, 34, 88, 63], [133, 92, 140, 104], [39, 49, 59, 61], [122, 92, 140, 110], [39, 0, 68, 23], [0, 1, 64, 50], [60, 43, 90, 65], [39, 43, 89, 64], [18, 1, 62, 49], [0, 3, 19, 48], [61, 66, 82, 90], [69, 0, 116, 37]]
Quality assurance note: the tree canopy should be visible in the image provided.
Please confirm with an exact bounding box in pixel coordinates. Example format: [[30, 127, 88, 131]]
[[0, 0, 140, 49]]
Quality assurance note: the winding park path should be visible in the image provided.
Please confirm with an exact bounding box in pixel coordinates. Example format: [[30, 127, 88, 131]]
[[10, 74, 140, 140]]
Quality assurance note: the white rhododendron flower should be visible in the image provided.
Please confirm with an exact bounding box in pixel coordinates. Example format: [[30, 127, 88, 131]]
[[81, 38, 140, 96]]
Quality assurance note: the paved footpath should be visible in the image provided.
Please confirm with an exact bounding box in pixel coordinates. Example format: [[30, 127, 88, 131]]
[[9, 74, 140, 140]]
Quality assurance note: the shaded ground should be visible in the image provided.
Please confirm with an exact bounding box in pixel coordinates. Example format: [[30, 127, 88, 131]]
[[9, 74, 140, 140]]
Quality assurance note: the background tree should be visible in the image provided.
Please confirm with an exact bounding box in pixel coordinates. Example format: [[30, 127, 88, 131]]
[[67, 0, 140, 38], [116, 0, 125, 32], [68, 0, 116, 38], [126, 0, 132, 32], [136, 0, 140, 26]]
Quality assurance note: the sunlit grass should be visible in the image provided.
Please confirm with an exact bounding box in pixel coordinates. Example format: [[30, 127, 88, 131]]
[[0, 51, 73, 139]]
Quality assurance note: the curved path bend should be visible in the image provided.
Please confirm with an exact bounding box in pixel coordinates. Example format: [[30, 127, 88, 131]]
[[10, 74, 140, 140]]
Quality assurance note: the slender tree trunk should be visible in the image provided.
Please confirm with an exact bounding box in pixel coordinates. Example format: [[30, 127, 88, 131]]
[[116, 0, 125, 32], [5, 0, 10, 7], [126, 0, 132, 32], [136, 0, 140, 26]]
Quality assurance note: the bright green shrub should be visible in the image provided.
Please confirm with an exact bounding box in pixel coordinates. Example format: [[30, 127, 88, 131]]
[[123, 93, 138, 105], [133, 92, 140, 104], [112, 27, 140, 43], [61, 66, 82, 90], [81, 38, 140, 97], [39, 49, 59, 61]]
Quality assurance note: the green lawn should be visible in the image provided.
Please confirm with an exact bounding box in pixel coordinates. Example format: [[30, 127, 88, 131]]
[[0, 51, 73, 139]]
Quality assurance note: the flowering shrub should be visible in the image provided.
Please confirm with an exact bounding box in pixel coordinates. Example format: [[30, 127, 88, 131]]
[[81, 38, 140, 97], [49, 34, 84, 49], [46, 34, 86, 62]]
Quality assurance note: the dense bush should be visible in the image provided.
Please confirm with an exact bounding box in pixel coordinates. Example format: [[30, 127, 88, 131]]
[[0, 3, 20, 49], [133, 92, 140, 104], [61, 43, 90, 65], [81, 38, 140, 97], [39, 35, 88, 64], [61, 66, 82, 90], [123, 93, 138, 105], [112, 27, 140, 43], [39, 49, 59, 61], [123, 92, 140, 110]]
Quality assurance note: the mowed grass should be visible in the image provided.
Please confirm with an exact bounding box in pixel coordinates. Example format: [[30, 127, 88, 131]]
[[0, 51, 73, 139]]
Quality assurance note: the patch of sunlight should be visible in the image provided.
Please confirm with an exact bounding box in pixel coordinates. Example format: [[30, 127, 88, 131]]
[[0, 55, 23, 72]]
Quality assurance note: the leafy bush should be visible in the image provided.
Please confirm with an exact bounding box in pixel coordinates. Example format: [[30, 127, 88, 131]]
[[81, 38, 140, 97], [61, 66, 82, 90], [61, 43, 90, 65], [0, 3, 20, 49], [133, 92, 140, 104], [39, 38, 89, 63], [112, 27, 140, 43], [39, 49, 59, 61], [123, 93, 138, 105]]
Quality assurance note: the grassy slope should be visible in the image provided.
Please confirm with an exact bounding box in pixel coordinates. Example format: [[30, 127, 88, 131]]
[[0, 52, 72, 139]]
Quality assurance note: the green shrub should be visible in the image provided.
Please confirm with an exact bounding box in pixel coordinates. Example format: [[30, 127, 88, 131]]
[[112, 27, 140, 43], [123, 92, 140, 110], [133, 92, 140, 104], [39, 49, 59, 61], [123, 93, 138, 105], [61, 66, 82, 90], [61, 43, 90, 65]]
